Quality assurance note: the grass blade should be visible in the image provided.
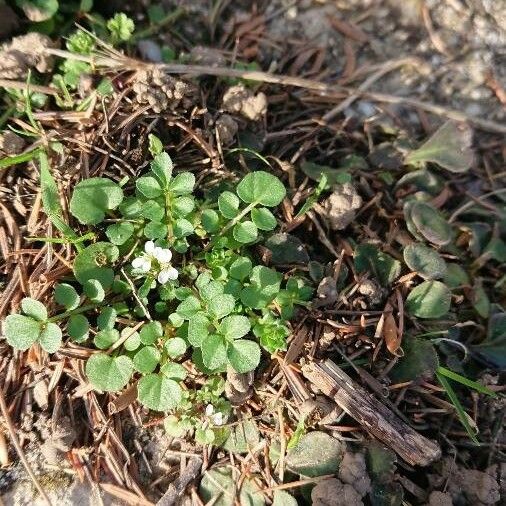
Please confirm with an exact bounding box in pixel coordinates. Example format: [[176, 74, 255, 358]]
[[436, 371, 479, 444], [437, 366, 496, 397]]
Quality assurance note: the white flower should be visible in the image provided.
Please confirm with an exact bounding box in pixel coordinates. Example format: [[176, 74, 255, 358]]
[[132, 241, 178, 284], [205, 404, 225, 426]]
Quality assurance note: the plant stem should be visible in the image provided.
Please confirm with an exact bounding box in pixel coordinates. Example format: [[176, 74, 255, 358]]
[[48, 303, 101, 323]]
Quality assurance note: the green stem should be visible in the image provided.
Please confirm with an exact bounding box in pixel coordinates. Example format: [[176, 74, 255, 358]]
[[48, 303, 102, 323]]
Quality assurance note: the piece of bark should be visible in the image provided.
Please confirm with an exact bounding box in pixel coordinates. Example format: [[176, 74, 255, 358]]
[[156, 456, 203, 506], [302, 359, 441, 467]]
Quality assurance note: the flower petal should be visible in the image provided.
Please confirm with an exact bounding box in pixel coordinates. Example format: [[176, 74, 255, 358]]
[[205, 404, 214, 416], [144, 240, 155, 254], [132, 256, 151, 272], [154, 247, 172, 263], [212, 412, 224, 426]]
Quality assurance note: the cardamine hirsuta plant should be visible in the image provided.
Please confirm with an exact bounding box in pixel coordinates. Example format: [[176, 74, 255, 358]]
[[3, 135, 312, 444]]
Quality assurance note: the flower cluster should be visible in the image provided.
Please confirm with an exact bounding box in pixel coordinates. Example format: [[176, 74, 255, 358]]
[[205, 404, 225, 426], [132, 241, 178, 284]]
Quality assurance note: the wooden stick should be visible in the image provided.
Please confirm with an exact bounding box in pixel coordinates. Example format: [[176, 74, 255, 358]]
[[302, 359, 441, 466]]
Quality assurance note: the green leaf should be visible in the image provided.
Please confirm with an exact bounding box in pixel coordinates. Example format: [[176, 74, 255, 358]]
[[218, 191, 240, 219], [199, 280, 224, 302], [141, 200, 164, 221], [264, 233, 309, 265], [21, 298, 47, 321], [390, 337, 439, 382], [54, 283, 80, 310], [136, 176, 163, 198], [272, 491, 298, 506], [4, 314, 41, 350], [160, 362, 187, 381], [150, 151, 172, 188], [188, 312, 210, 347], [173, 196, 195, 216], [97, 307, 117, 330], [176, 296, 201, 318], [106, 222, 134, 246], [410, 202, 452, 246], [354, 243, 401, 285], [472, 311, 506, 369], [174, 218, 194, 238], [223, 419, 260, 454], [148, 134, 163, 157], [406, 280, 451, 318], [199, 466, 236, 506], [107, 12, 135, 42], [137, 374, 182, 411], [119, 197, 142, 218], [236, 171, 286, 207], [443, 263, 470, 289], [70, 177, 123, 225], [240, 266, 282, 309], [202, 334, 228, 370], [229, 256, 252, 281], [16, 0, 59, 22], [139, 321, 163, 345], [86, 354, 133, 392], [300, 160, 353, 186], [133, 346, 161, 374], [208, 294, 235, 320], [403, 243, 447, 280], [39, 323, 62, 353], [285, 431, 344, 477], [170, 172, 195, 195], [144, 221, 167, 239], [220, 315, 251, 340], [472, 280, 490, 318], [251, 207, 276, 231], [201, 209, 220, 233], [83, 279, 105, 303], [94, 328, 119, 349], [405, 121, 474, 173], [122, 328, 141, 351], [233, 221, 258, 243], [67, 314, 89, 342], [227, 339, 261, 373], [74, 242, 118, 289], [165, 337, 187, 358]]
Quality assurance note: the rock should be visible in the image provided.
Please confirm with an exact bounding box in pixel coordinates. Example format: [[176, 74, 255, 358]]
[[215, 114, 238, 145], [137, 39, 162, 62], [0, 33, 56, 79], [315, 276, 338, 307], [427, 491, 453, 506], [357, 279, 384, 305], [39, 417, 76, 466], [447, 466, 501, 505], [222, 85, 267, 121], [311, 478, 364, 506], [338, 452, 371, 497], [0, 131, 26, 155], [320, 182, 362, 230]]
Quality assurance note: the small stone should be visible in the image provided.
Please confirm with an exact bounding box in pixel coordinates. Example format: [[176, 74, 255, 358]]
[[0, 131, 26, 155], [427, 491, 453, 506], [358, 279, 384, 305], [338, 452, 371, 497], [311, 478, 364, 506], [320, 183, 362, 230], [222, 85, 267, 121]]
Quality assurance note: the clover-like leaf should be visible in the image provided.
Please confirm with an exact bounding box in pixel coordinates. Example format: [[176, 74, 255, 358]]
[[150, 151, 173, 188], [406, 280, 451, 318], [170, 172, 195, 195], [236, 171, 286, 207], [443, 263, 470, 289], [122, 328, 141, 351], [251, 207, 277, 231], [94, 328, 119, 349], [202, 334, 228, 370], [137, 373, 182, 411], [272, 491, 298, 506], [173, 196, 195, 216], [229, 256, 252, 281], [200, 280, 224, 302], [86, 354, 134, 392], [83, 279, 105, 302], [133, 346, 161, 374], [223, 419, 260, 454], [233, 221, 258, 243], [148, 134, 163, 157], [174, 218, 194, 238], [199, 466, 236, 506], [70, 177, 123, 225], [106, 222, 135, 245], [136, 176, 163, 198], [141, 200, 164, 221], [160, 362, 187, 381], [97, 307, 117, 330], [67, 314, 89, 342], [4, 314, 41, 350], [176, 295, 201, 318], [144, 221, 167, 239], [403, 243, 447, 280], [220, 315, 251, 340], [188, 312, 210, 347], [165, 337, 187, 358], [201, 209, 220, 233], [227, 339, 261, 373], [139, 321, 163, 345], [208, 294, 235, 320], [54, 283, 80, 310], [74, 242, 119, 289], [390, 337, 439, 382], [39, 323, 62, 353], [410, 202, 452, 246], [218, 191, 240, 219], [16, 0, 59, 22], [21, 298, 47, 321], [354, 243, 401, 285]]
